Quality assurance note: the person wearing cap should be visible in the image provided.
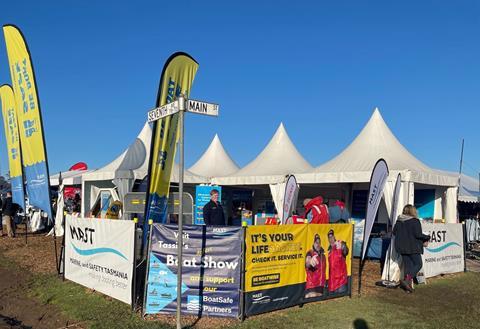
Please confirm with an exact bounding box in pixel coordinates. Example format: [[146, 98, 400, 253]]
[[203, 189, 225, 225], [303, 196, 329, 224], [305, 233, 326, 298], [327, 229, 349, 294]]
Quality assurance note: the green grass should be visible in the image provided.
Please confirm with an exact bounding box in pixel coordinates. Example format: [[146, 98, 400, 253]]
[[232, 272, 480, 329], [28, 274, 173, 329], [2, 249, 480, 329]]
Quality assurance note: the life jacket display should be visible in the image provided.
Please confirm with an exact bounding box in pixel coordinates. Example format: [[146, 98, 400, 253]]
[[304, 196, 329, 224], [328, 241, 348, 292], [305, 248, 326, 289], [329, 200, 350, 223], [286, 215, 306, 224], [265, 217, 278, 225]]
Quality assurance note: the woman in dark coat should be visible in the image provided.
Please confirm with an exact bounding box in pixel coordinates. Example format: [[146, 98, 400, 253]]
[[393, 204, 430, 293]]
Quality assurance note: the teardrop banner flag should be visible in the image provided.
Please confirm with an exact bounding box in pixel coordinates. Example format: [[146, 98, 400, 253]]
[[144, 53, 198, 232], [381, 173, 402, 282], [3, 25, 53, 220], [358, 159, 389, 294], [361, 159, 389, 261], [282, 175, 298, 224], [0, 84, 25, 210]]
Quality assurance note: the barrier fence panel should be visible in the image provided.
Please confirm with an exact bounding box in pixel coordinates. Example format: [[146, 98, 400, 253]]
[[64, 216, 135, 305], [421, 223, 465, 278], [244, 224, 353, 316], [144, 224, 242, 318]]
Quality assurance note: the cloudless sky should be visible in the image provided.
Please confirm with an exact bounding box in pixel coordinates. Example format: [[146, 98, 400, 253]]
[[0, 1, 479, 178]]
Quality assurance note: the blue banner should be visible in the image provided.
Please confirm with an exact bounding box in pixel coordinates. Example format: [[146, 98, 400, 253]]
[[145, 224, 242, 318], [10, 176, 25, 210], [24, 162, 50, 217], [194, 185, 221, 225]]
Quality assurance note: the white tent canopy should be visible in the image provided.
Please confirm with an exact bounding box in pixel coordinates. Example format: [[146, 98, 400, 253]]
[[459, 174, 480, 203], [293, 108, 458, 223], [188, 134, 239, 177], [82, 122, 151, 182], [50, 170, 92, 186], [81, 121, 207, 216], [296, 108, 457, 187], [81, 122, 207, 184], [212, 123, 312, 185]]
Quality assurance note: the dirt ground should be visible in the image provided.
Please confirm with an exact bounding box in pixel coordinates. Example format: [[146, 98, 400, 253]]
[[0, 228, 61, 274], [0, 228, 80, 329]]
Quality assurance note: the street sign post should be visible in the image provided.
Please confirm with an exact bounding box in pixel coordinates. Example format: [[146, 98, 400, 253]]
[[147, 100, 180, 122], [187, 99, 219, 117], [146, 94, 218, 329]]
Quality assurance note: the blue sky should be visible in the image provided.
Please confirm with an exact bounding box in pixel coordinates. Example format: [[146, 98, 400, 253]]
[[0, 1, 479, 178]]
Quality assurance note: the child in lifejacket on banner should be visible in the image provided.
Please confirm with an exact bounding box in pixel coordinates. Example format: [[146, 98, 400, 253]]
[[303, 196, 329, 224]]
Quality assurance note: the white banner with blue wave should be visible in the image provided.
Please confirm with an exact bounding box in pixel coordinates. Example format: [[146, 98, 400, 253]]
[[421, 223, 465, 278], [64, 216, 135, 304]]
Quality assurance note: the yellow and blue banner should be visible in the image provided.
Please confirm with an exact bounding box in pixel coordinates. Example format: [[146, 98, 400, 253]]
[[144, 53, 198, 226], [0, 84, 25, 210], [3, 25, 52, 219], [145, 224, 242, 317], [244, 224, 353, 316]]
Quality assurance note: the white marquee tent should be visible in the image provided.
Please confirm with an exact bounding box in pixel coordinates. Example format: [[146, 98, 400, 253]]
[[50, 170, 92, 186], [459, 174, 480, 203], [188, 134, 239, 177], [295, 108, 458, 222], [212, 123, 312, 185], [81, 122, 207, 215]]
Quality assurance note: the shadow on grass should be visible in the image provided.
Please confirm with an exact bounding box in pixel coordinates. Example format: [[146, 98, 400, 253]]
[[353, 318, 369, 329]]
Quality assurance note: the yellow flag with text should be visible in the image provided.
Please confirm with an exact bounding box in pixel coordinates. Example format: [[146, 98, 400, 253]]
[[3, 25, 52, 218], [145, 53, 198, 224], [0, 84, 25, 209]]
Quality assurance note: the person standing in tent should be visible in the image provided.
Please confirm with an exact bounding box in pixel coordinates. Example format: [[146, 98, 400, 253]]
[[303, 197, 329, 224], [2, 192, 17, 238], [305, 233, 326, 298], [393, 204, 430, 293], [203, 189, 225, 225], [329, 199, 350, 223], [327, 229, 349, 294]]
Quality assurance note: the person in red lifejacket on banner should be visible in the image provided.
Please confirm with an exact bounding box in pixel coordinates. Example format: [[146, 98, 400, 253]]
[[304, 234, 326, 298], [327, 229, 349, 294], [303, 196, 329, 224]]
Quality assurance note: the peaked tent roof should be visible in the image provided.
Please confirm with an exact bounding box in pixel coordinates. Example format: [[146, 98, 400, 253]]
[[188, 134, 239, 177], [296, 109, 457, 186], [212, 123, 312, 185], [82, 122, 207, 184]]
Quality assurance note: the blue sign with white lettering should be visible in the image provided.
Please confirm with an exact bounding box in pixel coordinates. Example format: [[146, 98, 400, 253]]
[[194, 185, 221, 225], [144, 224, 242, 317]]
